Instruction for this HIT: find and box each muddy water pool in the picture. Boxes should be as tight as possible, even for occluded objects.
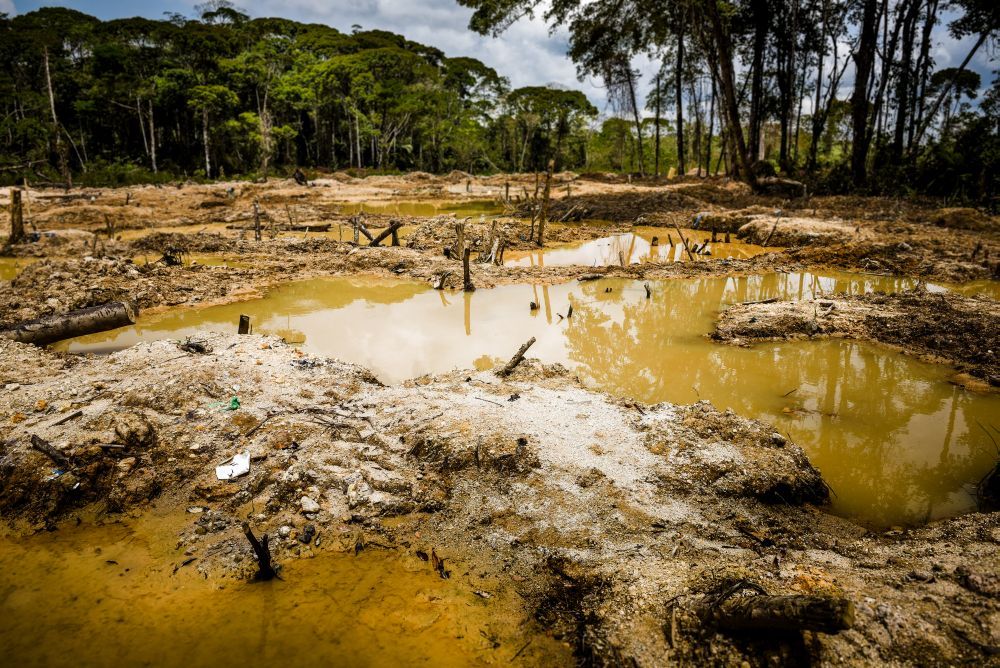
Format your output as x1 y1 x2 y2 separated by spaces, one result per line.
59 271 1000 527
506 226 775 266
0 511 569 667
0 257 39 281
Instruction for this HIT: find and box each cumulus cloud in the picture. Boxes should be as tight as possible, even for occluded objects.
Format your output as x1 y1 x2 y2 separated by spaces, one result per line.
1 0 17 16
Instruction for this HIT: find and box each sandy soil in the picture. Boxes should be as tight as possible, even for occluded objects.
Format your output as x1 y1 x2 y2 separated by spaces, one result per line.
0 335 997 665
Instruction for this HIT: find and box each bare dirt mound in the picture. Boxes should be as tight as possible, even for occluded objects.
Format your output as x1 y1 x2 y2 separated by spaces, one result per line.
714 289 1000 384
738 215 864 246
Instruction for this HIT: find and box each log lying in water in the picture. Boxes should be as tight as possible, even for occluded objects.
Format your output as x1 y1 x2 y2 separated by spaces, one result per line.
1 301 137 346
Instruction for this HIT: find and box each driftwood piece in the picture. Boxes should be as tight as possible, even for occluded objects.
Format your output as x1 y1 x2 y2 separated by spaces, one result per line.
712 594 854 634
369 221 403 247
242 522 277 581
578 273 604 282
31 434 71 468
497 337 536 377
238 315 251 334
1 301 136 347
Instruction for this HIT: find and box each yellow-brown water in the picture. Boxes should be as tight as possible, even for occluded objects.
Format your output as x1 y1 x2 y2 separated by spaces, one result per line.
506 227 775 266
60 272 1000 527
337 200 503 217
0 511 569 667
0 257 39 281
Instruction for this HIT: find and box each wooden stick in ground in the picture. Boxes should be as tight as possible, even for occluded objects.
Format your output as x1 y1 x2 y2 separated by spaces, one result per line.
238 314 251 334
390 225 400 246
537 159 554 245
454 220 466 258
462 247 474 292
761 213 782 247
369 221 403 247
711 594 854 634
497 337 536 377
252 200 262 242
1 301 137 347
30 434 71 468
672 223 695 260
241 522 277 581
9 188 25 244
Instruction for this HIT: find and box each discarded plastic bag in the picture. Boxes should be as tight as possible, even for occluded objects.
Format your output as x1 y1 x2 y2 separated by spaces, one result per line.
215 451 250 480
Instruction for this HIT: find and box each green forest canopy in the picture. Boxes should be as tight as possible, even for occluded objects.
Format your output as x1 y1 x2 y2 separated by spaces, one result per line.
2 1 999 203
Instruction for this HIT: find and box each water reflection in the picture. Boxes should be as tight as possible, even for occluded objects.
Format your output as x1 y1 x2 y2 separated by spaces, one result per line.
337 200 503 217
506 226 774 267
60 271 1000 527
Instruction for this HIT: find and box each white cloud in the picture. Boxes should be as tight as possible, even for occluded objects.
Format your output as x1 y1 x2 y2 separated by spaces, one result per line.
1 0 17 16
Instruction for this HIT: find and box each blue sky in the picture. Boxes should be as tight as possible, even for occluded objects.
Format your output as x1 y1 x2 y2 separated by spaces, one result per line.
6 0 997 115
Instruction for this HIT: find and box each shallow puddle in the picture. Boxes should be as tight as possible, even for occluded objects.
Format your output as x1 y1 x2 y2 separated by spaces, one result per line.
506 227 774 267
338 200 504 217
59 272 1000 527
0 512 568 667
0 257 39 281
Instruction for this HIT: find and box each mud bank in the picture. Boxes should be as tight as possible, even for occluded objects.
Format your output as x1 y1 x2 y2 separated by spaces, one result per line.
714 289 1000 386
1 334 998 665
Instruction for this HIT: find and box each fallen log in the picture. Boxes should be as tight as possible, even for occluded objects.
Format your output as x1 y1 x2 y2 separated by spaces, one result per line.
1 301 136 347
578 273 604 282
497 337 536 377
705 592 853 634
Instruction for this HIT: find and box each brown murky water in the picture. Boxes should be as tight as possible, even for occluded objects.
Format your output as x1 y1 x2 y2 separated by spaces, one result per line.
506 226 774 266
0 511 570 667
0 257 39 281
337 200 503 217
60 271 1000 528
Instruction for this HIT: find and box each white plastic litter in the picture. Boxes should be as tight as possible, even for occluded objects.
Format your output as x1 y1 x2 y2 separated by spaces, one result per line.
215 452 250 480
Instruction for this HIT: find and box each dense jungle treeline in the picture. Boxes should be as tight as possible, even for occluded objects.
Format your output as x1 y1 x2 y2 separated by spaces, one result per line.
1 2 999 204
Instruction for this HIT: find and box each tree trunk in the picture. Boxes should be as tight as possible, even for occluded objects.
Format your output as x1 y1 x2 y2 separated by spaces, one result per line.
2 301 137 347
9 188 25 245
43 47 71 187
625 64 645 176
202 108 211 178
705 78 716 176
148 99 157 173
748 0 768 162
537 159 553 245
654 71 662 178
850 0 879 185
705 0 757 188
675 20 686 176
892 0 921 160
